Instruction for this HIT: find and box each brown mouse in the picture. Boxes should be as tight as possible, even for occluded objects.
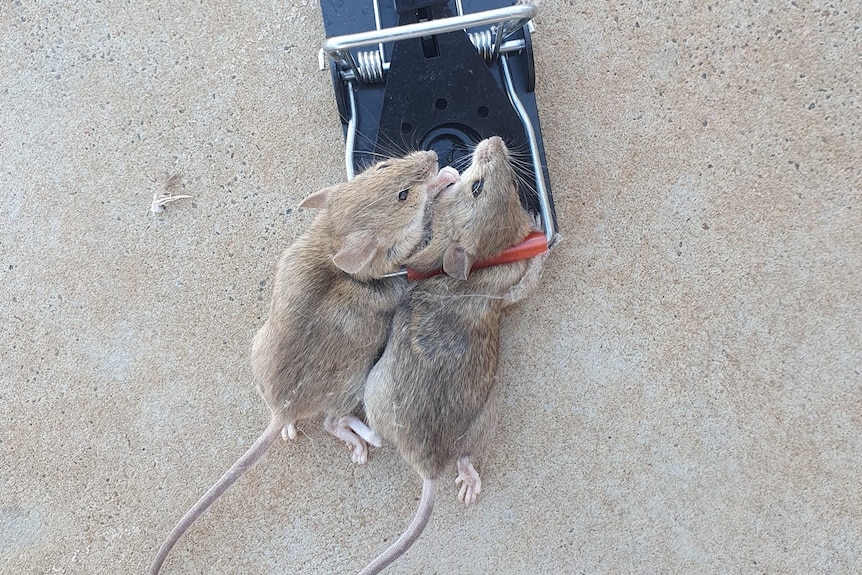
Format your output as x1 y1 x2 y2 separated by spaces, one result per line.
149 151 459 575
358 137 540 575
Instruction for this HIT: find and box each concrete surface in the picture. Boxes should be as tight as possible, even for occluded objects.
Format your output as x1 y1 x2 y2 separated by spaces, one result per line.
2 1 860 573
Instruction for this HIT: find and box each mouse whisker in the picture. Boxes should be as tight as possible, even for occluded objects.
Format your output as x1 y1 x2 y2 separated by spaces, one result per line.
449 155 472 172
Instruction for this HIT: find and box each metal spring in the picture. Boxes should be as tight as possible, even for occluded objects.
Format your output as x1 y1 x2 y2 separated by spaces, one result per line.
469 29 496 61
355 49 384 83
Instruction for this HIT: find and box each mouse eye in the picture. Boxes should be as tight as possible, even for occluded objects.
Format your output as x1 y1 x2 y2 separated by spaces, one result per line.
471 179 484 197
398 189 409 201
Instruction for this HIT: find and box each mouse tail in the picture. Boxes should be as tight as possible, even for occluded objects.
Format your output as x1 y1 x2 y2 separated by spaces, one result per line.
148 419 282 575
357 478 438 575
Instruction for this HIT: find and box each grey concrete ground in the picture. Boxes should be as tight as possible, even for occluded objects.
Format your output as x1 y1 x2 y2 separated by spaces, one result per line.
2 1 860 574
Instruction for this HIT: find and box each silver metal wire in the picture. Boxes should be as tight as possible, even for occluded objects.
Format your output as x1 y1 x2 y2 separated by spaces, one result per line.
355 50 385 83
469 29 495 61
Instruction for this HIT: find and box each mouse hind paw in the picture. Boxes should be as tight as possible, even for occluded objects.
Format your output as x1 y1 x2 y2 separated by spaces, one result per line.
324 416 370 465
339 414 382 448
455 455 482 506
281 423 298 441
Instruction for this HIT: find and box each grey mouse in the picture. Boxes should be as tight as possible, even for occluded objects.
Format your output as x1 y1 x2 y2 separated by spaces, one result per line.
149 151 459 575
359 137 541 575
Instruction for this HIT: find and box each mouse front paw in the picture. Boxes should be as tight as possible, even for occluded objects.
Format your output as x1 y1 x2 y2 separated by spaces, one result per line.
454 455 482 506
429 166 461 197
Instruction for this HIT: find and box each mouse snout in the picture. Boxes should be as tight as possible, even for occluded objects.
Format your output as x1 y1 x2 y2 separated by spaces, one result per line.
486 135 505 149
473 136 508 164
417 150 439 176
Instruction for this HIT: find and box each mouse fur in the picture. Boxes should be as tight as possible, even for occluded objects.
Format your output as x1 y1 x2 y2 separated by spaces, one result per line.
149 150 459 575
359 137 540 575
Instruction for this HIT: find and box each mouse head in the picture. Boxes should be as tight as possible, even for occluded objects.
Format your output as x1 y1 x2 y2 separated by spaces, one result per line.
407 136 534 280
299 150 456 280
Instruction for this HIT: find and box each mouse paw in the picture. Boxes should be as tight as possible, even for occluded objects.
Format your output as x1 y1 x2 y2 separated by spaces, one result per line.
455 456 482 506
281 423 298 441
323 416 369 465
504 249 550 306
438 165 461 184
429 166 461 197
339 414 383 448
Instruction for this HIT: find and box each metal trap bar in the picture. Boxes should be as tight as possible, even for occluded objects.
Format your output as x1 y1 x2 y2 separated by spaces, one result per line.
323 5 535 82
319 1 558 244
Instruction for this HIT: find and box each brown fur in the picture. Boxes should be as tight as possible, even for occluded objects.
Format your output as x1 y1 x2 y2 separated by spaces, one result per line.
150 150 459 575
252 149 458 439
359 137 537 575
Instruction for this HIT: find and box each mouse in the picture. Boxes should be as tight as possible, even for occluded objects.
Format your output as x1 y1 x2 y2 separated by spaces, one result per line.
358 136 542 575
149 150 460 575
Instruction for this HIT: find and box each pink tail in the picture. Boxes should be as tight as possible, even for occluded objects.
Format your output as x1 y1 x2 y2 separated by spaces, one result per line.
149 419 282 575
358 479 438 575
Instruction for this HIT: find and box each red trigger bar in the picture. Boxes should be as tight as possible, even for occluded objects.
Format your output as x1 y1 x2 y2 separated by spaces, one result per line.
382 231 548 281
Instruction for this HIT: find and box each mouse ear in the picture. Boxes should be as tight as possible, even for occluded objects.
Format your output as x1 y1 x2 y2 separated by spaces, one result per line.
443 242 472 281
332 232 379 274
299 186 336 209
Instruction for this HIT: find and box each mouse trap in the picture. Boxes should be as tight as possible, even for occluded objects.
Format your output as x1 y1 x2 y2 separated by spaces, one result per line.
318 0 559 262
